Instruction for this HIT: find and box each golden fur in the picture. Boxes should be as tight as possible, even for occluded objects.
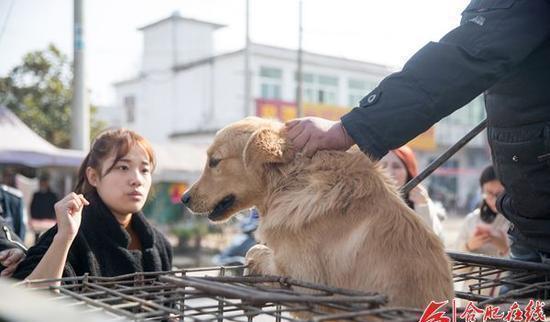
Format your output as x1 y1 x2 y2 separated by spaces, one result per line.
184 117 454 310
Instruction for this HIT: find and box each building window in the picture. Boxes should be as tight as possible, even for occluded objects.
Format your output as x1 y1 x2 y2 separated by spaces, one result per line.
259 67 282 100
298 73 339 105
348 78 376 107
124 95 136 123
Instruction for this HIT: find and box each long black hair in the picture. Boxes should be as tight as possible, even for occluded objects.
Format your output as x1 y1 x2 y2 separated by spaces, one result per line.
478 165 498 223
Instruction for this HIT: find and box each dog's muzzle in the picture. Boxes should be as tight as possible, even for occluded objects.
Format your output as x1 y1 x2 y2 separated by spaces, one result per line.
208 195 236 221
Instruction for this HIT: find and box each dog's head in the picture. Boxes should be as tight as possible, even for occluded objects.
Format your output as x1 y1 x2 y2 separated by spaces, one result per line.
182 117 293 222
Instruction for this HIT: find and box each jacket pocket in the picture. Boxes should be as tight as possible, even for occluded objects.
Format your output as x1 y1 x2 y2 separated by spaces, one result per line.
449 0 518 58
489 123 550 219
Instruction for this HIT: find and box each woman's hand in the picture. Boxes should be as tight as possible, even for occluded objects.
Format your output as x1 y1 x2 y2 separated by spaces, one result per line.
0 248 25 277
409 185 430 206
54 193 89 241
489 229 509 255
466 232 490 252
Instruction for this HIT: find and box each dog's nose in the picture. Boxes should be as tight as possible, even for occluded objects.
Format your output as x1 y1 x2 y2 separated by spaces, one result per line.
181 192 191 205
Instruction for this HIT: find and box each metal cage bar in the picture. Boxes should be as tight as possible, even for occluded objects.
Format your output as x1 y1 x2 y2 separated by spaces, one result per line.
19 253 550 321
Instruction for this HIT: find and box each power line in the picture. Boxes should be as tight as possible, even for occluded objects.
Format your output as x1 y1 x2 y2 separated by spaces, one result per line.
0 0 15 48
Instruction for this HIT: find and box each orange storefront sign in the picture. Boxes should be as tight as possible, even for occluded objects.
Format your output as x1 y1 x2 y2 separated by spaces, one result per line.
408 126 436 151
255 99 436 151
256 99 350 122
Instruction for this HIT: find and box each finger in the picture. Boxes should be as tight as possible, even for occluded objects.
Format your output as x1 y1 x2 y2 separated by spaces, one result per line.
0 250 8 261
67 192 79 202
67 199 83 215
70 198 82 210
292 130 311 152
3 251 16 266
78 195 90 206
286 122 305 141
12 251 24 263
1 266 15 277
284 119 300 129
477 233 488 239
303 140 319 158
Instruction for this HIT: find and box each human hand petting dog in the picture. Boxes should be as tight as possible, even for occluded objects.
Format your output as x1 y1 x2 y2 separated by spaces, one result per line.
0 248 25 277
285 117 355 157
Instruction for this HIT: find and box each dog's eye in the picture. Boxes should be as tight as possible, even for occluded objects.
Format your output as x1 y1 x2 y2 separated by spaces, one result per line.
209 158 221 168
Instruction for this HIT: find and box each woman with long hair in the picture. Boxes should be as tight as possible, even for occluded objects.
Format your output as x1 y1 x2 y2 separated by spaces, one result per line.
13 129 172 282
455 165 510 257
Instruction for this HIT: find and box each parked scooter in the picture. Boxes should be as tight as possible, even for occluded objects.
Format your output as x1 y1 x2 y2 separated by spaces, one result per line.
212 209 259 266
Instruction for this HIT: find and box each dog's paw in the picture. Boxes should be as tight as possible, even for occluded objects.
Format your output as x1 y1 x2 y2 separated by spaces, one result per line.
245 244 273 275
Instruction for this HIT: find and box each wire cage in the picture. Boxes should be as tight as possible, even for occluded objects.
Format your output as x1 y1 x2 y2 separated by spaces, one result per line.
449 251 550 313
19 252 550 322
22 266 421 322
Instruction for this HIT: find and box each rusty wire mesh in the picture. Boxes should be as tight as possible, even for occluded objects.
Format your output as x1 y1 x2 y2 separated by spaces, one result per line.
449 251 550 314
22 265 421 321
19 252 550 321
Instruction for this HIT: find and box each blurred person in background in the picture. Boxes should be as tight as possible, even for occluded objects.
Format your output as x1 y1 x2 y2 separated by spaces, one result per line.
379 145 445 239
454 165 510 297
29 173 58 242
455 165 510 257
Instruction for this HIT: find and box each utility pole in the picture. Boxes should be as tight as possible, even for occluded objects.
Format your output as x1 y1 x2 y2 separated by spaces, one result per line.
296 0 304 117
71 0 89 150
244 0 251 117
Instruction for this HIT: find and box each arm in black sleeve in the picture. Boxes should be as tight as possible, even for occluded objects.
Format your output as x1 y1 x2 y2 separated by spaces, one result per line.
11 226 76 280
341 0 550 159
0 216 25 251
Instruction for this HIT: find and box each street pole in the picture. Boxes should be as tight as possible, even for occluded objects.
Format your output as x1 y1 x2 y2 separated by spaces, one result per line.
71 0 89 150
244 0 251 117
296 0 304 117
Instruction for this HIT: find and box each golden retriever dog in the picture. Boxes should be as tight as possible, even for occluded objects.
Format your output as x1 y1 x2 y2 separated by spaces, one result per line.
182 117 453 311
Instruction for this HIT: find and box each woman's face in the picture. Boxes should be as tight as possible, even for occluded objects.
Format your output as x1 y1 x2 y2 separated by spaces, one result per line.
482 179 505 214
380 151 408 187
87 144 152 217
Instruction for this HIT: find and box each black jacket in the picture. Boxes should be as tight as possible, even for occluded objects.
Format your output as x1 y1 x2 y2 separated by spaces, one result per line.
0 216 25 251
13 191 172 279
0 185 25 240
0 216 26 274
341 0 550 251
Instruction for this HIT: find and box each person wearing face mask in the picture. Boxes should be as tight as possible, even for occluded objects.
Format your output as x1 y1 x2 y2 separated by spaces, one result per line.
379 145 445 239
455 165 510 257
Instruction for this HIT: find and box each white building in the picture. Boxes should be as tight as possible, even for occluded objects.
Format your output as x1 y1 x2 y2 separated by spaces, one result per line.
114 12 392 144
114 13 489 213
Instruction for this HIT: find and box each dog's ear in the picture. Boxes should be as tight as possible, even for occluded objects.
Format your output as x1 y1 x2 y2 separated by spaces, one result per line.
243 127 292 170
